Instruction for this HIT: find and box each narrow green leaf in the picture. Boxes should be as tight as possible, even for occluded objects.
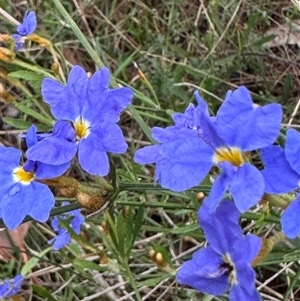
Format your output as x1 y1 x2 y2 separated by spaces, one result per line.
15 103 53 125
252 34 276 47
21 247 52 275
8 70 44 82
130 206 144 250
73 258 105 272
3 117 50 131
170 223 199 234
32 284 58 301
128 104 156 144
116 211 128 258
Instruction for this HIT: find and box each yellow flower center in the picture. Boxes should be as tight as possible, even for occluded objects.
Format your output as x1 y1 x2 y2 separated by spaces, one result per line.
213 147 244 167
74 117 90 140
13 166 35 184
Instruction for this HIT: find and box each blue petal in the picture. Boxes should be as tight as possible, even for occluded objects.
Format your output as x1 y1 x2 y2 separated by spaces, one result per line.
71 212 85 234
217 104 282 151
171 104 196 127
281 196 300 238
0 146 21 166
84 87 133 124
52 121 76 140
199 111 225 148
78 140 109 176
87 67 110 96
0 181 20 203
194 91 209 114
261 146 300 193
50 230 70 250
229 285 261 301
217 86 254 121
176 247 228 295
232 234 262 267
152 127 178 143
23 160 36 173
26 122 77 165
51 216 60 231
230 235 261 298
216 86 282 151
199 199 242 254
240 104 282 150
171 93 209 130
41 78 80 121
26 125 38 148
204 172 228 213
285 129 300 175
91 123 128 154
26 182 55 223
134 145 161 164
101 88 133 118
229 163 265 212
156 138 213 191
1 184 30 229
17 11 37 35
0 274 23 298
35 161 71 179
67 65 89 113
26 136 77 165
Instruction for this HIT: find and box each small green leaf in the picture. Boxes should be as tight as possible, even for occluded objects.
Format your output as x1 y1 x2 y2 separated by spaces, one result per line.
73 258 105 272
21 247 52 275
2 118 35 130
3 117 50 131
32 284 58 301
15 103 53 125
8 70 44 82
170 223 199 234
252 34 276 47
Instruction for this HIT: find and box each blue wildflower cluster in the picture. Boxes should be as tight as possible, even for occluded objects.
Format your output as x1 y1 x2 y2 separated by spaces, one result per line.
1 9 299 300
0 65 133 231
135 86 300 299
0 63 132 298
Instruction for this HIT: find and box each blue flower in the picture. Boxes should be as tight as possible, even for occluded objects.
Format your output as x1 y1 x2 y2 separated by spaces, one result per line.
261 128 300 194
26 66 133 176
281 194 300 238
135 86 282 212
12 11 37 51
0 135 56 229
0 274 23 298
260 129 300 238
135 91 213 191
49 202 85 250
176 200 261 301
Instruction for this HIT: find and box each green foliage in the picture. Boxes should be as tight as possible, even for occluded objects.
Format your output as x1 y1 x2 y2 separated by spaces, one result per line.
1 0 300 300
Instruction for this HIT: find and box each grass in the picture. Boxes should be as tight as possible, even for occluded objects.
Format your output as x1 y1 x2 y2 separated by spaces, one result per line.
0 0 300 300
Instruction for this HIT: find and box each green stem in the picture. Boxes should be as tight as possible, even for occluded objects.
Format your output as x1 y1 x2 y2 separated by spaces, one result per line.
123 261 142 301
118 182 211 192
116 200 195 210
